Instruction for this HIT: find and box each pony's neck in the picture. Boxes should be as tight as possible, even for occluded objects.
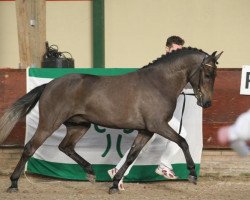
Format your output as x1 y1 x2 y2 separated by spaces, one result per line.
140 63 189 98
140 48 207 97
163 64 191 95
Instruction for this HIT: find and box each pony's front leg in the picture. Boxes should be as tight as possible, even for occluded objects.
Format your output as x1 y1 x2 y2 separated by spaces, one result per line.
109 130 152 194
157 124 197 184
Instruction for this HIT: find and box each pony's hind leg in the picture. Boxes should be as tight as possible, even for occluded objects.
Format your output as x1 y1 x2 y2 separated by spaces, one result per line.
109 130 152 194
58 123 95 183
7 128 53 193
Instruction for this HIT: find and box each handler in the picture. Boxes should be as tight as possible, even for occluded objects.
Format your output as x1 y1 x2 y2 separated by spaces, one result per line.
218 109 250 156
108 36 193 190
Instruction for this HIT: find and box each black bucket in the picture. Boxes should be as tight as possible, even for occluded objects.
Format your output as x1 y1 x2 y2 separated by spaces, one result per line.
42 57 74 68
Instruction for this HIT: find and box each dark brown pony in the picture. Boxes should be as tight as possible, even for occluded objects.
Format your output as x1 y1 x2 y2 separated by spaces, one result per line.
0 47 222 194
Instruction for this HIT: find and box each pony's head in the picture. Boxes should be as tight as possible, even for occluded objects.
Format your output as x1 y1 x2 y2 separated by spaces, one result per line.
189 51 223 108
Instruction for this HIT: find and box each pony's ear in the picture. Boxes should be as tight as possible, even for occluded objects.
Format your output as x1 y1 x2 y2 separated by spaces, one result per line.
214 51 223 61
211 51 217 57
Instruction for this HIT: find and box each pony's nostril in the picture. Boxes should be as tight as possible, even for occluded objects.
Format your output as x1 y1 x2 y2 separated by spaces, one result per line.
204 101 211 108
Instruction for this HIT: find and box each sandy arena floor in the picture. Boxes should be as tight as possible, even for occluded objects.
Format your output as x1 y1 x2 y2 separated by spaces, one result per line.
0 174 249 200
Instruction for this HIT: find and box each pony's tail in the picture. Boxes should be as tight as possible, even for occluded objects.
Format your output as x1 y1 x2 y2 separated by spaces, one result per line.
0 84 47 143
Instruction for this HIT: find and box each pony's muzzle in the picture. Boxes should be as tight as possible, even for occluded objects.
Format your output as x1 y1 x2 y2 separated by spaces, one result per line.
202 100 212 108
196 99 212 108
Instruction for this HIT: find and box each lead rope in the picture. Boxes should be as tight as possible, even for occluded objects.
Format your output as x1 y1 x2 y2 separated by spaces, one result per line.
24 170 62 186
178 92 195 135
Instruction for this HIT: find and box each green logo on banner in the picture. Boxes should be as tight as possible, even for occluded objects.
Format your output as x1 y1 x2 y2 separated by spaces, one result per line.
94 125 134 158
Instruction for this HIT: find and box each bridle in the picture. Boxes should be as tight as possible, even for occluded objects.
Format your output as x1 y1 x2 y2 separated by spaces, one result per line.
188 57 216 102
178 54 218 135
178 59 215 134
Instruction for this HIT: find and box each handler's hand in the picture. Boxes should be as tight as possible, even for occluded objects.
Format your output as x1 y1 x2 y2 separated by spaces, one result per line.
217 126 230 145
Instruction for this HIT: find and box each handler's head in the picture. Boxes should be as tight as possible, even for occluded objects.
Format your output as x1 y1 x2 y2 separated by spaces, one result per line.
166 36 185 53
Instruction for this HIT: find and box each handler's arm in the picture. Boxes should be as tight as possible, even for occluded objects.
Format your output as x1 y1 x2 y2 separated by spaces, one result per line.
228 110 250 141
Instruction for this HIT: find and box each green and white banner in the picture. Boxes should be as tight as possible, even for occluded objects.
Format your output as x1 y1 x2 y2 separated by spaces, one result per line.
25 68 202 182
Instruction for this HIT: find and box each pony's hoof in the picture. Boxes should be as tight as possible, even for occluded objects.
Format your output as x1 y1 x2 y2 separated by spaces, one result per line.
87 174 96 184
188 175 197 185
109 186 120 194
7 187 18 193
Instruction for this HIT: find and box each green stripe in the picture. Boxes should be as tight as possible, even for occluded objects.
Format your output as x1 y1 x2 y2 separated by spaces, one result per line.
27 157 200 182
28 68 138 79
92 0 105 68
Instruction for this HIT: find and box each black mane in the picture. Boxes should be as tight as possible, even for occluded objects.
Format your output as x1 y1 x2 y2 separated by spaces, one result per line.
142 47 208 69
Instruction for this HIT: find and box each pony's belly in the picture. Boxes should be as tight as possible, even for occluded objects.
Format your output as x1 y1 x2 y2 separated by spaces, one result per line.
85 112 144 130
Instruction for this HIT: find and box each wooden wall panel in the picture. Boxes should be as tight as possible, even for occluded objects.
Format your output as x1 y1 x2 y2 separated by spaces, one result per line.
0 69 26 146
203 69 249 148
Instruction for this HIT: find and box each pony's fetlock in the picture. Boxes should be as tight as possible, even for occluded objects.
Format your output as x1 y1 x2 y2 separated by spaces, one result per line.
109 186 120 194
87 173 96 184
188 175 197 185
7 187 18 193
7 179 18 193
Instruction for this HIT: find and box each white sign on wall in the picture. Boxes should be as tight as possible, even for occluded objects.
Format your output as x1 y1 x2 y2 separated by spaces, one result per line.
240 65 250 95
